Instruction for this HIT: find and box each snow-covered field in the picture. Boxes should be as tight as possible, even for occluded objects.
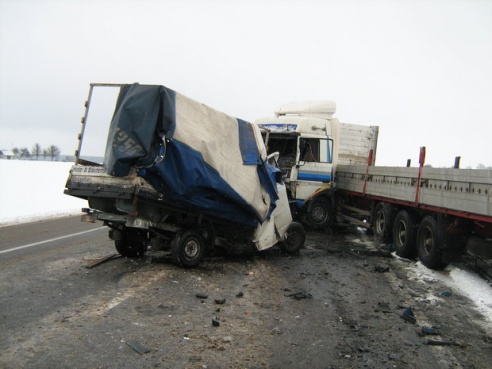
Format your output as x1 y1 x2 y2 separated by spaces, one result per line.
0 159 86 226
1 159 491 326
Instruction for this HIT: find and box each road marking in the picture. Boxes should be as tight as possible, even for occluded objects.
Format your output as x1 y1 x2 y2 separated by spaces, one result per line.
0 227 107 255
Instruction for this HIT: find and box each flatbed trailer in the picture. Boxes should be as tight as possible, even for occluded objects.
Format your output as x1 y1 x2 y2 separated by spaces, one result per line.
335 148 492 269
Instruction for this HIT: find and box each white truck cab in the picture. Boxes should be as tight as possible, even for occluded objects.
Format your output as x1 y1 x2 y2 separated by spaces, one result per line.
255 100 378 229
256 100 340 202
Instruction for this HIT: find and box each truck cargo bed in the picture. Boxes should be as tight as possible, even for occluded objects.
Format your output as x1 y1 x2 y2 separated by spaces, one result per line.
336 164 492 221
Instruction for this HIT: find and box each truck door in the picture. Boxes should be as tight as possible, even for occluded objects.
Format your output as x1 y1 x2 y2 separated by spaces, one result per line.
295 138 334 200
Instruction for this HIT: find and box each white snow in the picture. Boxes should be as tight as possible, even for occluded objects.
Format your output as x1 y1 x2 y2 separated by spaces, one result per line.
0 159 86 226
1 159 491 331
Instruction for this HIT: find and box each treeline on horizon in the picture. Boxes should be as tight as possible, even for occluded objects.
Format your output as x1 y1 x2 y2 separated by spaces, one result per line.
2 143 491 169
6 143 62 161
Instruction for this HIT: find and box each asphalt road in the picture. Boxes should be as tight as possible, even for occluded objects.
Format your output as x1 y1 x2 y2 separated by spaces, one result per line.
0 217 491 369
0 216 106 260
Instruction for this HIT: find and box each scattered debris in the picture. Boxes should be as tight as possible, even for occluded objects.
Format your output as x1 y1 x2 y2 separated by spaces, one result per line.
84 254 121 269
421 326 441 336
375 301 392 313
440 291 453 297
271 327 283 335
401 306 416 324
126 340 151 355
196 293 208 299
351 248 393 258
374 264 390 273
215 298 226 305
212 318 220 327
424 339 461 347
285 291 312 300
236 292 244 298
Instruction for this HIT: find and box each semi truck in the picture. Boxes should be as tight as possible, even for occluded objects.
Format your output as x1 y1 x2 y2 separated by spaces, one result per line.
256 100 492 269
64 83 305 268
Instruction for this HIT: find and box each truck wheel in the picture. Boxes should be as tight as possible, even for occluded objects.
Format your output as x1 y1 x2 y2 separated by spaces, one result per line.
417 216 448 269
114 229 147 258
171 230 205 268
305 198 334 229
392 210 418 258
280 222 306 254
372 202 394 242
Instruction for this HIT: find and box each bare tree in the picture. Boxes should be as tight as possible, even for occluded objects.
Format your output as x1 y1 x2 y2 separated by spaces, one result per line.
46 145 61 161
32 143 42 160
19 147 30 158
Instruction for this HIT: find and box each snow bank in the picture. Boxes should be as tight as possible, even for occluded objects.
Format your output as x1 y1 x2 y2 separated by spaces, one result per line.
0 160 86 226
409 262 492 328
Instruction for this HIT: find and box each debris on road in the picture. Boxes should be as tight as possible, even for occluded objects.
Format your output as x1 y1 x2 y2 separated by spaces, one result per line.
374 264 390 273
424 339 461 347
84 254 121 269
126 340 151 355
401 306 416 324
285 291 312 300
421 326 441 336
196 293 208 299
215 298 226 305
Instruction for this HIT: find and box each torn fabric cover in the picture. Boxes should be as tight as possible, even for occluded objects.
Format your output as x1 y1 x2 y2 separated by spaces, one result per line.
103 83 279 227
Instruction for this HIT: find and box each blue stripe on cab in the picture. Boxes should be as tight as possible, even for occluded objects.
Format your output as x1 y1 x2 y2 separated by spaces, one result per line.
298 172 332 182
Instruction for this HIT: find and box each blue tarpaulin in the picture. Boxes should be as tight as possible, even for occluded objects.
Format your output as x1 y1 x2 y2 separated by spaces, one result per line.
104 83 279 227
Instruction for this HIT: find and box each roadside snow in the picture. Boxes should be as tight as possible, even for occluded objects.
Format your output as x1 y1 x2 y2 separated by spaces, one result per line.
408 261 492 327
0 159 86 226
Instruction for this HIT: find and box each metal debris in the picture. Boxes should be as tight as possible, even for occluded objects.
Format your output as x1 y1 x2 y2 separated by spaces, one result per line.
285 291 312 300
126 340 151 355
85 254 121 269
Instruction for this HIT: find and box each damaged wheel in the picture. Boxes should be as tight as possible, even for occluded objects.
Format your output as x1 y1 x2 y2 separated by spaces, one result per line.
172 230 205 268
280 222 306 254
113 228 148 258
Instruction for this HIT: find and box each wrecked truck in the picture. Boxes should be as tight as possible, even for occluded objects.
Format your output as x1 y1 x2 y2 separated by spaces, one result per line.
64 83 305 267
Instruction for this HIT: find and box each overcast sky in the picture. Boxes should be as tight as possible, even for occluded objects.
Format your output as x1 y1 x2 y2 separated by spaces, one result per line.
1 0 491 168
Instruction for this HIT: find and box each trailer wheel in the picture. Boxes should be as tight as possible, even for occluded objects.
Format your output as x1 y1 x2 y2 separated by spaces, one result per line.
114 228 147 258
372 202 394 242
280 222 306 254
304 198 334 229
392 210 418 258
417 216 447 270
171 230 205 268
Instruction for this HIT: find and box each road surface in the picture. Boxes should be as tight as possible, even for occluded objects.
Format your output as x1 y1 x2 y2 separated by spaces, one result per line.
0 217 491 368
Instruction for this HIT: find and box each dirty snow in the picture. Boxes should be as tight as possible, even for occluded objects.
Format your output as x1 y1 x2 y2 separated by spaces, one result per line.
407 261 492 327
1 159 491 328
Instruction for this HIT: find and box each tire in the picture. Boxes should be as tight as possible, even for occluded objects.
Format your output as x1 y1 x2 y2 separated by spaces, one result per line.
392 210 418 258
372 202 395 242
417 216 448 269
171 230 205 268
304 198 334 229
114 228 147 258
280 222 306 254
